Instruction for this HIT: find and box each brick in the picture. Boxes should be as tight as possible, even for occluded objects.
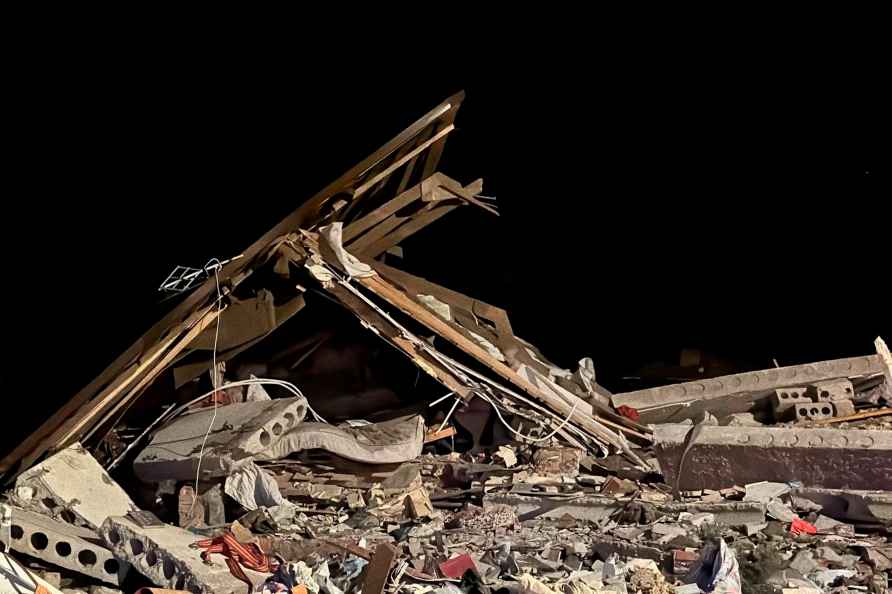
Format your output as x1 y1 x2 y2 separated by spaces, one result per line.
6 507 129 586
654 425 892 490
806 379 854 402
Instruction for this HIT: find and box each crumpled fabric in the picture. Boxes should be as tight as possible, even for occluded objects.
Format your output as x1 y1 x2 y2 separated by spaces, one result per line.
689 539 741 594
192 529 277 594
318 222 374 278
225 461 295 511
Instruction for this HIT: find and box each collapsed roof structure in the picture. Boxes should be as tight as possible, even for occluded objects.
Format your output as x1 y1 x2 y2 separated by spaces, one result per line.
0 91 649 484
2 93 890 594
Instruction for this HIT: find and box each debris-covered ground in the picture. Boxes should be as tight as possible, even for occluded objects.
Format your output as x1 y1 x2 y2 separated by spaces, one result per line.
2 93 890 594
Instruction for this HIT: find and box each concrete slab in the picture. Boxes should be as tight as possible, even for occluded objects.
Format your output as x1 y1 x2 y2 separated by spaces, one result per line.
134 397 308 482
484 494 765 526
612 355 882 424
654 424 892 490
6 507 129 586
14 443 139 531
792 488 892 525
100 516 269 594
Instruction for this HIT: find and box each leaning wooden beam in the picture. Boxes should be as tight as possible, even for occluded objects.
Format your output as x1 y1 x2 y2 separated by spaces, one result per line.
59 305 223 450
342 185 423 243
361 202 461 258
0 93 466 480
280 242 471 400
352 124 454 198
352 273 647 453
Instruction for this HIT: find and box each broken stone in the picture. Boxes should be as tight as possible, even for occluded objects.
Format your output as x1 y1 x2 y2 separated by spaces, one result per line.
767 499 798 523
531 447 582 478
405 487 435 519
744 481 791 503
743 522 768 536
380 464 423 494
14 443 138 531
601 477 637 497
725 413 764 427
672 549 698 574
346 491 365 509
493 446 517 468
788 550 818 575
100 516 269 593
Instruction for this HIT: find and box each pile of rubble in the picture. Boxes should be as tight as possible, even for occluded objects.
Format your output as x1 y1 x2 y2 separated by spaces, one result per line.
2 93 889 594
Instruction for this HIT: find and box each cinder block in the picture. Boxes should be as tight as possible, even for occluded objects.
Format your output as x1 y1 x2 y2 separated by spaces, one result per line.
807 379 854 402
14 443 139 531
100 516 268 594
772 387 812 417
795 403 834 421
5 507 129 586
832 400 856 417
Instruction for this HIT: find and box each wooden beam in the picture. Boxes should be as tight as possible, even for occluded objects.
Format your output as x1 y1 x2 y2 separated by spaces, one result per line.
352 124 454 198
342 185 423 243
0 92 466 480
353 274 641 448
361 202 459 258
56 305 222 450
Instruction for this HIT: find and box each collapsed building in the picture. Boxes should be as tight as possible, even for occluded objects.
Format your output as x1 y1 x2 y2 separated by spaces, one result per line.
1 92 890 594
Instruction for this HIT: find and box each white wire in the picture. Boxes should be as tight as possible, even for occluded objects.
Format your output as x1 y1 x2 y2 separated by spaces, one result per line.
191 262 223 514
478 391 578 443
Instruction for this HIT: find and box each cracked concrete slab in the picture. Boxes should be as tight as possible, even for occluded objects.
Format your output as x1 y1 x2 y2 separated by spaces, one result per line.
6 507 129 586
134 397 308 482
100 516 269 594
654 424 892 490
14 443 138 531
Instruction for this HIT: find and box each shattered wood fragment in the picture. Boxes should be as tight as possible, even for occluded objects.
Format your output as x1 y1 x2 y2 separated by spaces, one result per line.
362 543 399 594
425 426 457 443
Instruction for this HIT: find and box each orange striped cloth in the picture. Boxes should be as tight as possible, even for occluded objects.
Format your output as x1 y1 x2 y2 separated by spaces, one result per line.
193 530 277 594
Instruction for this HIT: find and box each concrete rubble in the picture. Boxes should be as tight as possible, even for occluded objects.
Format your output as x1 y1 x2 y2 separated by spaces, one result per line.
1 94 890 593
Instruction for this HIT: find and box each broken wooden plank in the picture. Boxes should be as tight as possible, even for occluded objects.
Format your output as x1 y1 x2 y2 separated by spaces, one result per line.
352 273 643 452
425 426 457 443
361 202 460 258
342 185 423 243
362 543 399 594
813 407 892 425
353 125 455 198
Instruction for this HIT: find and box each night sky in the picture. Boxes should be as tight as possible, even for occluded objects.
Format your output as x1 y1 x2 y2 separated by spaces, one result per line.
6 46 886 459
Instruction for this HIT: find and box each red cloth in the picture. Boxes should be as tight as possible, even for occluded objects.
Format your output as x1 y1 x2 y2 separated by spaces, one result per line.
616 405 640 422
193 530 277 594
790 517 817 535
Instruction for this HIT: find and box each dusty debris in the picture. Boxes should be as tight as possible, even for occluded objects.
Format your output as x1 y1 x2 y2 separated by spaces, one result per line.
0 93 888 594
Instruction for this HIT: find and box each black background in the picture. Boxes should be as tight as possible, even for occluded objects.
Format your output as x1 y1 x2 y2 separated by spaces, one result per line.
5 40 887 458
